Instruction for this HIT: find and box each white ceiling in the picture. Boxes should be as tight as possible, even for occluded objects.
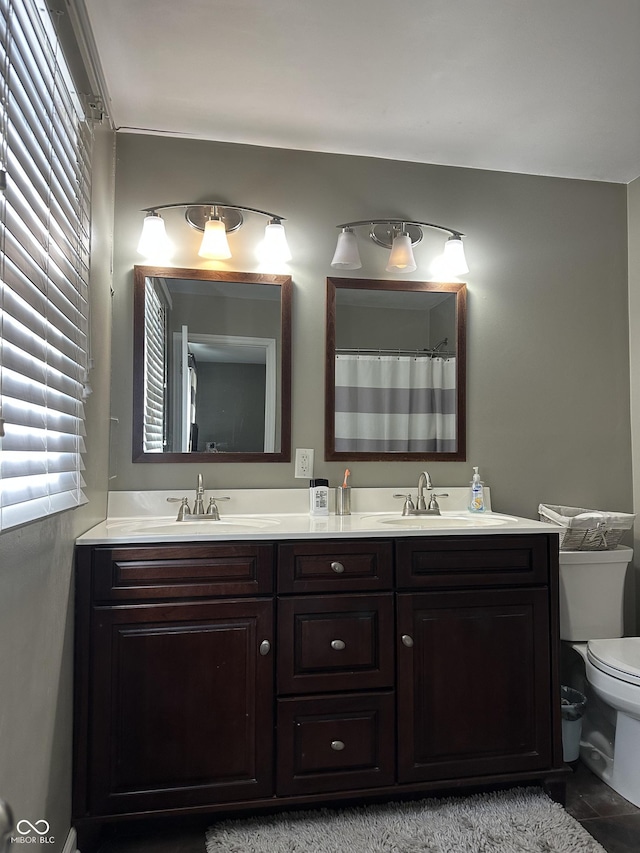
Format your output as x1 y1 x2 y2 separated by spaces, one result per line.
83 0 640 184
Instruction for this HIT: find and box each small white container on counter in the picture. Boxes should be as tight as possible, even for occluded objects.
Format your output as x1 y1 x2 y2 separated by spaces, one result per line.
309 478 329 516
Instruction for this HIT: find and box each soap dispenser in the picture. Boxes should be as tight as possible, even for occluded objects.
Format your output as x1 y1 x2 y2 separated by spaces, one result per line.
468 467 485 513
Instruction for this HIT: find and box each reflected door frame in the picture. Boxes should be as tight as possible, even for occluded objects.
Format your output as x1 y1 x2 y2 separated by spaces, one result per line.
171 331 277 453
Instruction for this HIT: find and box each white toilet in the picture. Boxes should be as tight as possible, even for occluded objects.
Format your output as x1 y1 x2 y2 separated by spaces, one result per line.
559 545 640 805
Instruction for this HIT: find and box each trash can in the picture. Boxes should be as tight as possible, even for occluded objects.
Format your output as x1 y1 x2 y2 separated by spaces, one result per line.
561 685 587 762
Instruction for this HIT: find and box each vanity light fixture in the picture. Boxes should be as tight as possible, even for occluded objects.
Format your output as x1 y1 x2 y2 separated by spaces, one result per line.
136 202 291 264
330 219 469 277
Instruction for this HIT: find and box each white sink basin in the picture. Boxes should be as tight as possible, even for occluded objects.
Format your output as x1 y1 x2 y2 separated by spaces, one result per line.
361 512 519 529
380 515 477 528
108 516 281 536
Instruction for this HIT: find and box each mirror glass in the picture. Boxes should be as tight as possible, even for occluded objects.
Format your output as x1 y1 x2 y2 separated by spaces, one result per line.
133 266 291 462
325 277 466 461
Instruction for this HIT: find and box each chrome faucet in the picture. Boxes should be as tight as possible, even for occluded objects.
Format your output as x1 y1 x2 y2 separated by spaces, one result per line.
193 473 206 515
416 471 433 511
192 474 231 520
393 471 449 516
166 474 230 521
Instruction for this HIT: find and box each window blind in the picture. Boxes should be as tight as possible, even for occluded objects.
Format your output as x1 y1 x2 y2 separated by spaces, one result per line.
0 0 92 531
143 278 166 452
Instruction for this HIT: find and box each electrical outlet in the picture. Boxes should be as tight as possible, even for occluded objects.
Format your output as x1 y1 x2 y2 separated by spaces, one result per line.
294 448 314 479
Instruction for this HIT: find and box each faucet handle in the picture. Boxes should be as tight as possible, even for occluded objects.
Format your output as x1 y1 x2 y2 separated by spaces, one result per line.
205 496 230 513
166 496 191 521
427 492 449 511
167 496 191 508
394 493 415 516
205 496 230 519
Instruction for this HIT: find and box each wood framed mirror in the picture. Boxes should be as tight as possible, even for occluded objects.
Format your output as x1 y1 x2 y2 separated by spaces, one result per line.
133 266 291 462
325 277 466 462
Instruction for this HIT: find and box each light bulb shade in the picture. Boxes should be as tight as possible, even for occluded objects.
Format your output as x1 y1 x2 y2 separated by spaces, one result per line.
137 213 172 259
198 217 232 259
442 235 469 276
386 232 417 273
331 228 362 269
259 220 292 264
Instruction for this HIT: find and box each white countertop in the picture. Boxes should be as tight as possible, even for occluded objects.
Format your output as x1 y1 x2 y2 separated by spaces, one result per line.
76 488 560 545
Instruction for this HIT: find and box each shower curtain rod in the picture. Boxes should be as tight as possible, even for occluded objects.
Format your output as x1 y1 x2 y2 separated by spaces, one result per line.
336 347 455 358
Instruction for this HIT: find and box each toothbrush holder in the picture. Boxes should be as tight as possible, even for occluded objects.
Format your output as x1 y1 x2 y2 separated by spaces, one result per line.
336 486 351 516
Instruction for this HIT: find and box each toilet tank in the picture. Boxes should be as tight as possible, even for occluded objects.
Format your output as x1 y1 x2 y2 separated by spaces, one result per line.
559 546 633 641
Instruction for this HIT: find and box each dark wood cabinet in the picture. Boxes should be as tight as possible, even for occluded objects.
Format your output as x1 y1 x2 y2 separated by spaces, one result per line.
273 540 397 798
88 599 274 814
397 588 551 783
395 535 559 785
73 543 275 824
74 532 564 847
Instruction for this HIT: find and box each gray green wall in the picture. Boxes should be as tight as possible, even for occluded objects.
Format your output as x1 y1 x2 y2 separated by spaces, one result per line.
0 124 634 852
0 125 115 850
111 133 632 522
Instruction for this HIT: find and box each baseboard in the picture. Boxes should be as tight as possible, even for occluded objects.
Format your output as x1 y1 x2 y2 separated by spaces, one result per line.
61 827 77 853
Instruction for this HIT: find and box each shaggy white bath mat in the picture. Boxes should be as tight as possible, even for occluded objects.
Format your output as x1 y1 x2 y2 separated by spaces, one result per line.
206 787 606 853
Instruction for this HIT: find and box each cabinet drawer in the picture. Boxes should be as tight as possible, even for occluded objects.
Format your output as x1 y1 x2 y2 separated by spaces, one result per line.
278 594 394 694
396 535 550 589
278 540 393 593
91 544 274 600
277 693 395 795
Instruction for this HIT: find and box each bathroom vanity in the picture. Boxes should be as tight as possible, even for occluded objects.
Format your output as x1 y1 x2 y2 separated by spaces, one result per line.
72 495 566 847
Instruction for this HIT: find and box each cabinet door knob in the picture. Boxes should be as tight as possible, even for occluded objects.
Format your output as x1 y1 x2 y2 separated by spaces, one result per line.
259 640 271 656
330 561 345 573
330 639 346 650
331 740 345 751
401 634 414 648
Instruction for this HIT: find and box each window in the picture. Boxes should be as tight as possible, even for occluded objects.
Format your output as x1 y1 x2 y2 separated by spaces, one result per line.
143 276 167 452
0 0 92 531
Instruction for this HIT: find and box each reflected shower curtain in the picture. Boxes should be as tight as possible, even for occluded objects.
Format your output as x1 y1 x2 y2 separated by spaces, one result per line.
334 355 456 452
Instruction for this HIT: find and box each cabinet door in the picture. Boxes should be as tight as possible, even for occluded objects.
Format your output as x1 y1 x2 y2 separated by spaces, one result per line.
88 599 273 814
397 588 552 783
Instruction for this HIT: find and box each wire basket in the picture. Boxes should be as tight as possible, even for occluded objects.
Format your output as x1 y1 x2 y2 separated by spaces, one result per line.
538 504 635 551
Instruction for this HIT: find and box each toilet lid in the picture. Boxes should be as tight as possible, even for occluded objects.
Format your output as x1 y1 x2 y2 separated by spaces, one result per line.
587 638 640 686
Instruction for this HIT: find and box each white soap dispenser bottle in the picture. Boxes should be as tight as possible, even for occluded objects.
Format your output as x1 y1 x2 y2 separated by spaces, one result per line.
468 466 485 513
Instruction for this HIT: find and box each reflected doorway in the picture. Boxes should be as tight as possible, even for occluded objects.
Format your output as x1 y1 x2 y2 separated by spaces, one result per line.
171 329 277 453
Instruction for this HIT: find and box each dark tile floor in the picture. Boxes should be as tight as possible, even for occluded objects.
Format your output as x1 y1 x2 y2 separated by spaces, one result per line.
565 761 640 852
97 762 640 853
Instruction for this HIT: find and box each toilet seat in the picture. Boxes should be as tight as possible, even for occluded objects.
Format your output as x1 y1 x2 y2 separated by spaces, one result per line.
587 638 640 687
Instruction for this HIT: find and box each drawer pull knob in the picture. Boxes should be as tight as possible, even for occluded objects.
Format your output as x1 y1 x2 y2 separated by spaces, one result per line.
331 740 345 751
259 640 271 656
330 639 346 651
330 561 345 574
402 634 414 648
